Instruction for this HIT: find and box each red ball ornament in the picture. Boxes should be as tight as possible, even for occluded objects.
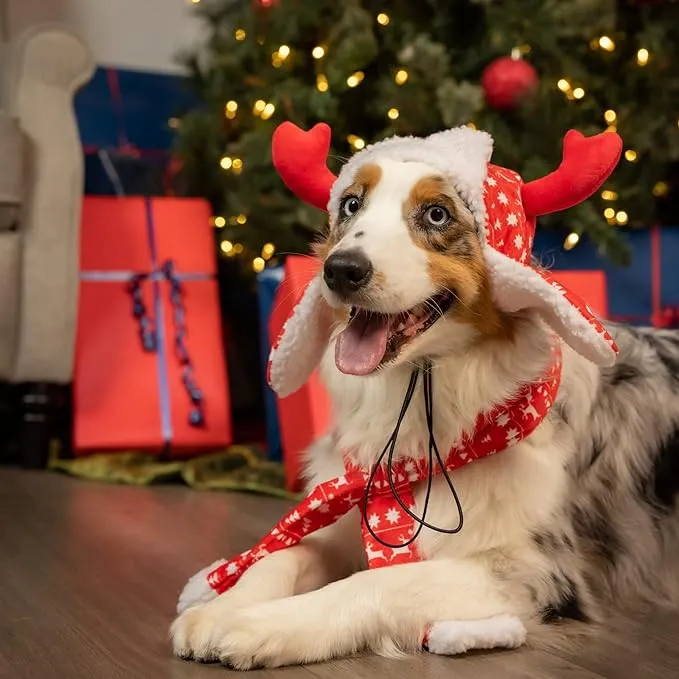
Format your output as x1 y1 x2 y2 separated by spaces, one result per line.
481 57 539 111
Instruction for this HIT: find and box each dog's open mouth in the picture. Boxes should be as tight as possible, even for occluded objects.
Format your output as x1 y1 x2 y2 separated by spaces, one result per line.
335 291 455 376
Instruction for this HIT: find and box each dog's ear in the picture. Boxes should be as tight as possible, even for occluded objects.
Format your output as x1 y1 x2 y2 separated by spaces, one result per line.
267 275 335 397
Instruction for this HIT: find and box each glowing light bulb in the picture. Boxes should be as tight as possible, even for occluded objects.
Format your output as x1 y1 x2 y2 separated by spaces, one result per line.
168 117 180 129
233 244 244 254
604 208 616 220
262 243 275 259
235 214 247 224
387 107 399 120
563 233 580 251
253 257 265 273
221 240 234 254
557 79 571 92
395 69 409 85
637 48 649 66
316 74 329 92
598 36 615 51
601 190 618 201
625 149 638 162
214 216 226 228
278 45 290 59
653 181 669 197
260 103 276 120
220 156 233 170
377 13 390 25
573 87 585 100
347 71 365 88
347 135 365 150
604 109 616 123
232 158 243 171
235 29 246 41
615 211 628 225
225 100 238 120
271 53 283 68
312 46 325 59
253 99 266 115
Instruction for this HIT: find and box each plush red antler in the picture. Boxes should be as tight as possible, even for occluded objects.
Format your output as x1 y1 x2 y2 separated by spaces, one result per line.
521 130 623 217
272 122 337 211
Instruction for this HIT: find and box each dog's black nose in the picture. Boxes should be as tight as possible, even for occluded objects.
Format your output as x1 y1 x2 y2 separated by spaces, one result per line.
324 249 373 296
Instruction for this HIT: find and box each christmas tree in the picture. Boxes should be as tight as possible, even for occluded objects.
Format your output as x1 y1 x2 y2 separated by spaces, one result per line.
176 0 679 271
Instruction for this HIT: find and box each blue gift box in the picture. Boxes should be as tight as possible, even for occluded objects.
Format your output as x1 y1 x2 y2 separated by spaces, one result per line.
533 227 679 325
257 265 285 462
75 67 196 196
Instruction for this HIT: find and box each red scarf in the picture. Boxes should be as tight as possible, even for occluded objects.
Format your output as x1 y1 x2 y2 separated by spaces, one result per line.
206 353 562 594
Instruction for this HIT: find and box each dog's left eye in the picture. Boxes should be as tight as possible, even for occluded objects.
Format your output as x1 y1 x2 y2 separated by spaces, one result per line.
424 206 450 227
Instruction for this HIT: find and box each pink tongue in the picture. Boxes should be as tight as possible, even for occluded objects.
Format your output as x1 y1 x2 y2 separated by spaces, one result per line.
335 313 390 376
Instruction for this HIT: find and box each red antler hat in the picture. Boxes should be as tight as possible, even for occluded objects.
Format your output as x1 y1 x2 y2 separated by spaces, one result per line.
268 122 622 397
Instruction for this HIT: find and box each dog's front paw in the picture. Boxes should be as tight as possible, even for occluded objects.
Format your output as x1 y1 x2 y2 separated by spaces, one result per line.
171 594 242 662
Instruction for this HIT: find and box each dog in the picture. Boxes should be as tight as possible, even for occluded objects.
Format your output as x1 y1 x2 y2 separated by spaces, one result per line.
171 123 679 669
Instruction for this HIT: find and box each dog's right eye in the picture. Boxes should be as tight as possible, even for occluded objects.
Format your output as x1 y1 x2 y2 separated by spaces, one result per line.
341 196 361 218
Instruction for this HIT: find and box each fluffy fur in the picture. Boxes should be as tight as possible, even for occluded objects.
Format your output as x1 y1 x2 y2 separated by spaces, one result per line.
171 153 679 670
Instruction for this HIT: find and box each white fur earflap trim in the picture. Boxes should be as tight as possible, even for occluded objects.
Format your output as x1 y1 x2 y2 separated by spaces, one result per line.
485 249 617 366
329 126 492 233
268 275 335 397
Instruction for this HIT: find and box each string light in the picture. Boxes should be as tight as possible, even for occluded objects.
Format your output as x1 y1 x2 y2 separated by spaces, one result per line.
221 240 234 254
190 0 201 4
601 190 618 201
347 71 365 87
604 109 616 124
615 211 628 225
564 232 580 250
214 216 226 228
278 45 290 59
220 156 233 170
377 13 390 26
604 208 616 220
168 117 180 129
637 48 649 66
607 125 617 133
395 69 409 85
625 149 638 162
347 134 365 150
253 257 266 273
598 36 615 51
253 99 266 115
653 181 669 197
387 107 399 120
557 79 571 92
236 213 247 224
262 243 275 259
231 158 243 175
312 46 325 59
316 74 329 92
225 100 238 119
235 29 246 41
260 103 276 120
233 244 244 254
272 52 283 68
573 87 585 100
467 122 477 130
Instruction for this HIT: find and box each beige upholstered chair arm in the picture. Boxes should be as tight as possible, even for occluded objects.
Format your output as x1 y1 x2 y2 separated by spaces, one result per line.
5 24 94 383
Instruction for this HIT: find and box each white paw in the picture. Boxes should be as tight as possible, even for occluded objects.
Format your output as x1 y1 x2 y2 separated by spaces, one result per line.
172 597 326 669
426 614 527 656
176 559 226 615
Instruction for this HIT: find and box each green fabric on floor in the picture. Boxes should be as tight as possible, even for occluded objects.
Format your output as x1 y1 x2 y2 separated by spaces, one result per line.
48 443 300 500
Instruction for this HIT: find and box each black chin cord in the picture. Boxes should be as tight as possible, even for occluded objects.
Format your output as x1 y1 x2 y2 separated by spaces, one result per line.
361 363 464 550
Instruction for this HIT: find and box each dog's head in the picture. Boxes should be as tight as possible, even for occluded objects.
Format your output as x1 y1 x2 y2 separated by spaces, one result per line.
268 123 622 397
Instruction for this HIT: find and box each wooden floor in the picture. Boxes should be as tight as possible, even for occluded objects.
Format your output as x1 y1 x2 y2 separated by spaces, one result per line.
2 470 679 679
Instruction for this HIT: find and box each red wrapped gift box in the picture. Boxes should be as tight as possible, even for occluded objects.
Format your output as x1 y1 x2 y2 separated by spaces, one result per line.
74 197 232 456
269 256 332 491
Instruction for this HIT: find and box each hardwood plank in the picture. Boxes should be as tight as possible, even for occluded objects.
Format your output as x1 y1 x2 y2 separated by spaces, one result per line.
1 469 679 679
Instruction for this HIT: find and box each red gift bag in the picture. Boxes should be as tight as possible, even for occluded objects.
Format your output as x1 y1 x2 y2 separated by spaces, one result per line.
74 196 232 456
269 256 332 491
